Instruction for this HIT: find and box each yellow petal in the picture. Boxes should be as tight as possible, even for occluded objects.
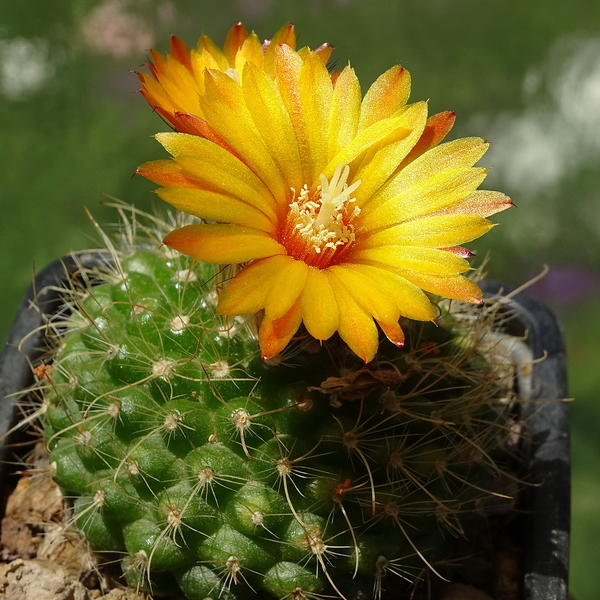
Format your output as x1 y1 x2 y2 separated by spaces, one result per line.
235 32 264 71
362 137 490 217
259 300 303 360
352 246 471 276
137 159 198 188
196 34 229 71
327 65 361 164
358 215 494 250
263 23 296 76
326 272 379 363
223 23 249 65
352 101 428 206
275 46 335 185
217 256 291 315
297 52 333 183
242 62 303 202
274 45 310 183
339 264 436 321
199 70 288 201
163 224 285 263
301 267 339 341
359 167 488 230
323 114 418 182
264 259 309 320
429 190 513 218
138 73 177 114
155 132 277 217
329 265 399 324
393 270 483 304
405 136 489 177
148 52 199 115
399 110 456 169
156 187 276 234
359 65 411 130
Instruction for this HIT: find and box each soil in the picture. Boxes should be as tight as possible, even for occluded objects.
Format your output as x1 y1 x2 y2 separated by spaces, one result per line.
0 443 147 600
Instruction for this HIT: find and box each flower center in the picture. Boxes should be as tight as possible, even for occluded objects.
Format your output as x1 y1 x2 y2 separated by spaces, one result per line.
282 164 361 268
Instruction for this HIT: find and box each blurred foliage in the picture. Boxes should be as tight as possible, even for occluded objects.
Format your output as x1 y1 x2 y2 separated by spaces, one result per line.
1 1 599 598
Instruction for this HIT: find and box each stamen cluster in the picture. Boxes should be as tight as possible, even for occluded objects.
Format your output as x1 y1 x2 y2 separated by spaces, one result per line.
283 165 361 268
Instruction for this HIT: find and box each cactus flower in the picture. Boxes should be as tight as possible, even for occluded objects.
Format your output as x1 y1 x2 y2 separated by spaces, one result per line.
138 36 512 363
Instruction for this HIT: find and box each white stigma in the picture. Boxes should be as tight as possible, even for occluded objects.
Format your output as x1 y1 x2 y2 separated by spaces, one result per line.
315 164 361 228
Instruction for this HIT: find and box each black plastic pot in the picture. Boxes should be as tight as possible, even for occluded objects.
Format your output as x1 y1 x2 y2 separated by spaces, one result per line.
479 281 570 600
0 259 569 600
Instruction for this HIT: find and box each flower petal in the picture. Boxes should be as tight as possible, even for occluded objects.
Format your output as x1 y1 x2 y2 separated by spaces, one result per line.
154 132 277 216
242 61 303 203
264 259 309 320
263 23 296 76
323 114 419 182
217 256 291 315
429 190 514 218
360 136 489 218
393 270 483 304
399 110 456 169
259 299 303 360
327 65 362 163
358 65 411 131
358 215 494 250
163 224 285 263
170 113 237 152
352 101 428 205
276 47 333 185
169 35 193 69
199 70 289 201
137 159 199 188
401 136 490 179
156 187 276 233
329 265 399 324
352 246 471 276
223 23 249 65
377 320 405 348
193 35 228 74
301 267 339 340
145 50 199 115
326 272 379 363
274 45 311 184
338 264 436 321
359 167 488 230
298 53 333 182
235 32 264 72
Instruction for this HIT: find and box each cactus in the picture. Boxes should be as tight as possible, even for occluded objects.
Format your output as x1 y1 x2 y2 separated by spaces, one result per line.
30 204 518 600
21 22 520 600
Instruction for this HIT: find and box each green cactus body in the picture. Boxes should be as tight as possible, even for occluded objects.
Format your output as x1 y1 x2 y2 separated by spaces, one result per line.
41 226 514 600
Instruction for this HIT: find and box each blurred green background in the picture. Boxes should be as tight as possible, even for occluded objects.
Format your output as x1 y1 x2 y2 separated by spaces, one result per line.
1 0 598 597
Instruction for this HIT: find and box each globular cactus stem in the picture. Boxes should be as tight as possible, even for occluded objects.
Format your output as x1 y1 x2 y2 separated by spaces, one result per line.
22 204 521 600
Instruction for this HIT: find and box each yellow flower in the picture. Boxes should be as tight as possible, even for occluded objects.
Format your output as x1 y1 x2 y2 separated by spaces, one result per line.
136 22 333 137
138 42 512 363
